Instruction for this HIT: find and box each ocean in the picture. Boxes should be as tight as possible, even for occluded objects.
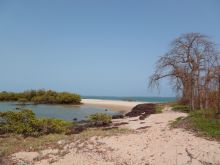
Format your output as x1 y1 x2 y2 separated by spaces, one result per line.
82 96 176 103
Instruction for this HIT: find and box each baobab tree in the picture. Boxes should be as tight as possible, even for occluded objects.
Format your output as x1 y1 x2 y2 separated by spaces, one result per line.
149 33 220 111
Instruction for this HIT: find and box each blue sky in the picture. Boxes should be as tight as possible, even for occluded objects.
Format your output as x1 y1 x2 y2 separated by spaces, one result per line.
0 0 220 96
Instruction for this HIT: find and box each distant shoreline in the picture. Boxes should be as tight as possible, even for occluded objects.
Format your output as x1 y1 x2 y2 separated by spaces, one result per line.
81 99 149 113
82 96 176 103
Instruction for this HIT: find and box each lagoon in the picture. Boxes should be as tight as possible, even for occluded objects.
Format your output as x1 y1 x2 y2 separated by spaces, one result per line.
0 102 119 121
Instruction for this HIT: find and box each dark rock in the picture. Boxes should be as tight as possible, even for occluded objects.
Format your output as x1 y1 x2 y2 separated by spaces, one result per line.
73 118 78 121
102 127 119 130
125 103 156 118
113 122 129 126
129 119 138 121
112 114 124 119
68 125 86 134
105 109 108 111
67 120 112 135
95 121 105 127
139 114 149 120
94 121 111 127
136 126 151 130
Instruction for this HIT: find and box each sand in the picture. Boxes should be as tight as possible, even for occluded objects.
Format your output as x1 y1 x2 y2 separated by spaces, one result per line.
82 99 147 113
10 103 220 165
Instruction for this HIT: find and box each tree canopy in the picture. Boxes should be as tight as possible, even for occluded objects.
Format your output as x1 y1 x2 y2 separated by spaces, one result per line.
149 33 220 112
0 90 81 104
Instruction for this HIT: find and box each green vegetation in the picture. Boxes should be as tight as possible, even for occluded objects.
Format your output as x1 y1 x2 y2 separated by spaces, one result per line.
0 109 72 137
170 116 184 127
155 104 164 113
88 113 112 124
0 90 81 104
170 102 220 140
171 104 189 113
171 110 220 140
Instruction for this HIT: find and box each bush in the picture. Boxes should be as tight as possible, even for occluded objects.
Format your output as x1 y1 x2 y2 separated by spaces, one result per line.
37 118 72 135
0 109 72 137
55 92 81 104
0 90 81 104
18 98 28 104
88 113 112 124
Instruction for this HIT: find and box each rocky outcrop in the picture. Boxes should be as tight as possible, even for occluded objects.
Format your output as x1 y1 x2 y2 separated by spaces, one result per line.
112 114 124 119
68 121 112 134
125 103 156 120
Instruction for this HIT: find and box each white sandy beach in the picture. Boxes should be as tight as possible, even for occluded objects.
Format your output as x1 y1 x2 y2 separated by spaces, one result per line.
10 102 220 165
82 99 147 113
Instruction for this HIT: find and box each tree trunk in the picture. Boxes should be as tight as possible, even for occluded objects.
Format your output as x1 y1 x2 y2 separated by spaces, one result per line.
218 75 220 114
204 83 209 109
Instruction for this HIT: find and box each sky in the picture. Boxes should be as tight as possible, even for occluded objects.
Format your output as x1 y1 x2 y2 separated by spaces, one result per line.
0 0 220 97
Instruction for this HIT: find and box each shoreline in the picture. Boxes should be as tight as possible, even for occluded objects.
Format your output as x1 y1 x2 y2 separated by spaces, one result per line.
81 99 148 113
10 107 220 164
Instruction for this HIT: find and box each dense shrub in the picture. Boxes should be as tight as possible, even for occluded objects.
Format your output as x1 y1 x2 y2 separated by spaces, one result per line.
37 118 71 135
0 109 72 136
88 113 112 124
0 90 81 104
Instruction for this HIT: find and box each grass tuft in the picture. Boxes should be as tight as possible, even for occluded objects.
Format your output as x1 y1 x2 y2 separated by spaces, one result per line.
155 104 164 113
171 104 189 113
171 110 220 140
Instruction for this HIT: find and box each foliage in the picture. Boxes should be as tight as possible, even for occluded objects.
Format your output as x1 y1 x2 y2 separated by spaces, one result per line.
171 110 220 140
0 109 72 137
88 113 112 124
171 104 189 113
0 90 81 104
18 98 29 104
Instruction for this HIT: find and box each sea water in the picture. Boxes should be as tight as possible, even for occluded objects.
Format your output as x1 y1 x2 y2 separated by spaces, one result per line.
82 96 176 103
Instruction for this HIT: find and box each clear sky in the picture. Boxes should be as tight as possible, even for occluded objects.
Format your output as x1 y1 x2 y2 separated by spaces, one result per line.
0 0 220 97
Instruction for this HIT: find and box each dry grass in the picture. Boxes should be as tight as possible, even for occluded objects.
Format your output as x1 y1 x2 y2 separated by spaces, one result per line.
0 127 132 158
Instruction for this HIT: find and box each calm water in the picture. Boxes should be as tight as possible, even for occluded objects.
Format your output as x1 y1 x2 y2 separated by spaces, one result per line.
83 96 176 103
0 102 119 121
0 97 175 121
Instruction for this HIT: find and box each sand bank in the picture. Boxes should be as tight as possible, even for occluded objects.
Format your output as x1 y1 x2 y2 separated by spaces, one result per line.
82 99 147 113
